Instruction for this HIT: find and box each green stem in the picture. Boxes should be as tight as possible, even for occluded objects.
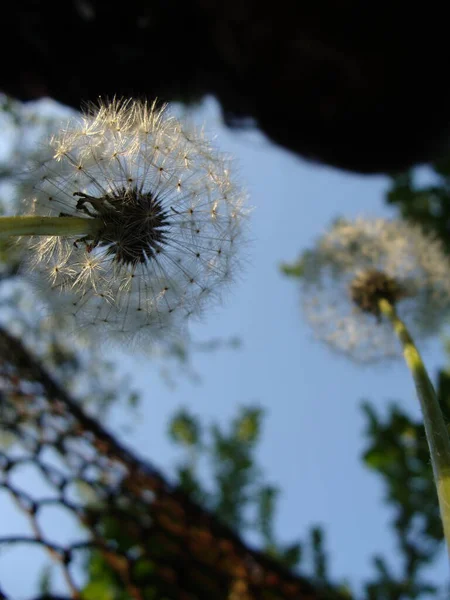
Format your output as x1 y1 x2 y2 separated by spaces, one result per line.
0 216 102 238
379 297 450 557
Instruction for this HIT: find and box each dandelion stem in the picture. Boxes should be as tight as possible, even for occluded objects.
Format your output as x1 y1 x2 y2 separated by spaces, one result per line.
0 216 102 239
379 297 450 556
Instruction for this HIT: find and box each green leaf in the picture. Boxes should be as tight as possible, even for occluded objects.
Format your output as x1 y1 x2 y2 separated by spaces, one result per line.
280 260 305 278
168 409 201 447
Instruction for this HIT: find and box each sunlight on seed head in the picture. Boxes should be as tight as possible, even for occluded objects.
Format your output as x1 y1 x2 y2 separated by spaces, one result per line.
20 98 249 348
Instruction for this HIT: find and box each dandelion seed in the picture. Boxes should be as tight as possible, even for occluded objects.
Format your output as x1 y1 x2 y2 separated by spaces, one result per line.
286 216 450 553
17 99 248 345
294 217 450 362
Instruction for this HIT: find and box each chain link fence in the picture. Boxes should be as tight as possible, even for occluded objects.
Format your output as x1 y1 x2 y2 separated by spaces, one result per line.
0 327 330 600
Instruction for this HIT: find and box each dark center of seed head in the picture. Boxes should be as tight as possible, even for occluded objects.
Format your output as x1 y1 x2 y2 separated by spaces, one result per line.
349 269 407 317
74 187 170 266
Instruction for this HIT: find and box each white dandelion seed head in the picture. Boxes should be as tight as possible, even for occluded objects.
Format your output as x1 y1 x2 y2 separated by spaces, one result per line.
299 217 450 362
20 98 249 347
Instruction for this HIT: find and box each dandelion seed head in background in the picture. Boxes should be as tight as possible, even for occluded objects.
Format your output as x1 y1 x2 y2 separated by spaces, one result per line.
298 218 450 362
20 99 248 347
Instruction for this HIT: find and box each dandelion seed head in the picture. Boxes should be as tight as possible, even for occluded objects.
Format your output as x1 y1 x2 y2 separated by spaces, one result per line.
299 217 450 362
21 99 248 346
349 269 408 317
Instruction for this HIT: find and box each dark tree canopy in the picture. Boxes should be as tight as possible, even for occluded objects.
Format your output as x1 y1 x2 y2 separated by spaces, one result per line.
2 1 450 174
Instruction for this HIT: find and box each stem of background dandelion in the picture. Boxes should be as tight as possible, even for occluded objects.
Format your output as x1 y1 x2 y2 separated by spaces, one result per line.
0 216 102 238
379 297 450 558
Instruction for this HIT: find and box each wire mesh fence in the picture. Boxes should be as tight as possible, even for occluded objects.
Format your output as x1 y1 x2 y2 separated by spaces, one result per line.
0 327 329 600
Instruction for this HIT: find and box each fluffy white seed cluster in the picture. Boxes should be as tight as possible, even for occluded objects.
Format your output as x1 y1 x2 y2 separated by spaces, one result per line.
299 217 450 362
21 99 247 345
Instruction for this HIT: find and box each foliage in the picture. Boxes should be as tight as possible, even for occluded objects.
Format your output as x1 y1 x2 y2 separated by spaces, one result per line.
386 159 450 255
169 406 304 569
361 402 446 599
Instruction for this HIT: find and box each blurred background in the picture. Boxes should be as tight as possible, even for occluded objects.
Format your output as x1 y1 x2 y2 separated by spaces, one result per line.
0 92 449 600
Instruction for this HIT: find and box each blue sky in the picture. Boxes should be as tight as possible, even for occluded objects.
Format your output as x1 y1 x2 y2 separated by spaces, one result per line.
0 96 448 596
